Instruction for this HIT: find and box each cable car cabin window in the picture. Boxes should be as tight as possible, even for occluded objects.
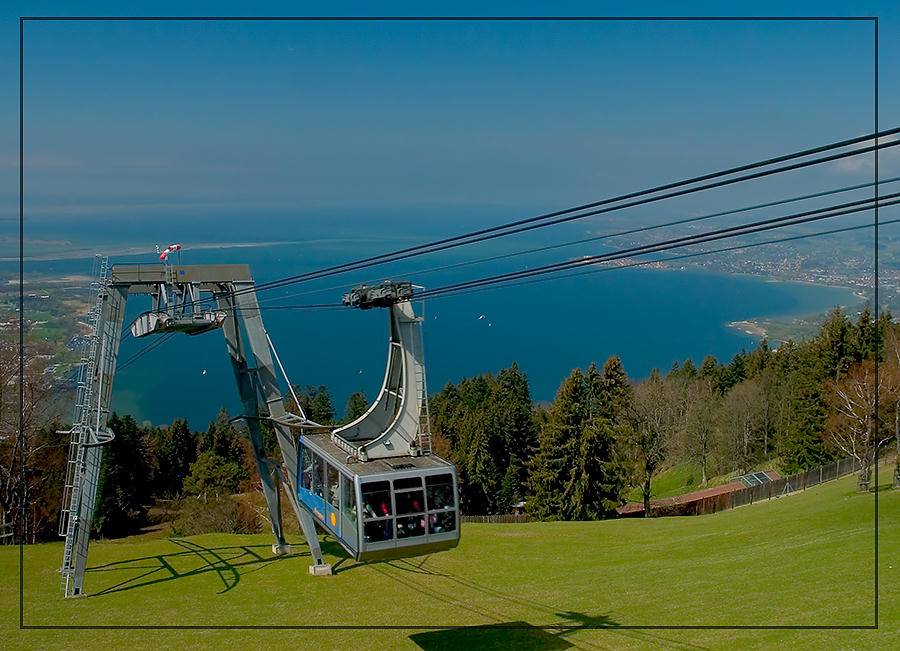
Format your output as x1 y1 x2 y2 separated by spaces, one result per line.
397 515 426 538
362 481 392 517
393 477 422 491
394 479 424 516
426 474 456 534
425 474 454 511
312 454 325 499
428 511 456 534
300 447 315 491
341 474 357 524
393 476 425 539
361 480 393 542
327 464 340 509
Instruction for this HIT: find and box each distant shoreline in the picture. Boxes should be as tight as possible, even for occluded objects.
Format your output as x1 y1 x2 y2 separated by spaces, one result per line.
728 320 769 338
4 239 329 263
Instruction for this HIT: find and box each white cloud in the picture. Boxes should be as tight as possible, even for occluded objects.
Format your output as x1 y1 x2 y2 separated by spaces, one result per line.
831 133 900 174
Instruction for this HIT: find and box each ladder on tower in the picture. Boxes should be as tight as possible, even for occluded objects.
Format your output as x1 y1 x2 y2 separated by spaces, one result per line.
58 256 110 596
414 327 433 456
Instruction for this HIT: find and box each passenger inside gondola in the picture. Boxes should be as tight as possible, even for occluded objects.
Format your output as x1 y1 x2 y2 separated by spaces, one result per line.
426 474 454 510
428 511 455 534
362 481 394 542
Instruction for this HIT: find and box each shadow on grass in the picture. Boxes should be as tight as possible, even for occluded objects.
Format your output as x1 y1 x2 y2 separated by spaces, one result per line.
409 613 713 651
379 559 711 651
86 539 298 596
409 620 584 651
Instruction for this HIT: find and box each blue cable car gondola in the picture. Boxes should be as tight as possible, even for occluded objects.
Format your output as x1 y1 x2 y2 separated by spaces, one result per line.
293 281 460 561
297 433 459 561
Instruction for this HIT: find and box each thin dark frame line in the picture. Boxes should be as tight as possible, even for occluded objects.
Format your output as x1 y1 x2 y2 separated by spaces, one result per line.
873 16 880 630
18 13 24 634
19 17 878 22
17 15 881 633
18 624 880 630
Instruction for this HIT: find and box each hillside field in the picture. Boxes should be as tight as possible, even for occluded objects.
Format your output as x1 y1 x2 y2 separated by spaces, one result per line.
2 466 897 651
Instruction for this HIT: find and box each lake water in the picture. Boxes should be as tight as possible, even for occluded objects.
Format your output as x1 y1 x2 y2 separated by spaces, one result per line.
21 239 857 428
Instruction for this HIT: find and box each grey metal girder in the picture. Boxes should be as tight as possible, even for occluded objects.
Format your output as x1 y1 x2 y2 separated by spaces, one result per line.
331 299 425 460
61 264 334 595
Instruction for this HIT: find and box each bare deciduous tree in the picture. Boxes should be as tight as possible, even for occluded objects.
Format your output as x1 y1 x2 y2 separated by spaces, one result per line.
716 378 765 474
678 377 718 486
824 360 895 492
626 371 677 516
0 341 64 541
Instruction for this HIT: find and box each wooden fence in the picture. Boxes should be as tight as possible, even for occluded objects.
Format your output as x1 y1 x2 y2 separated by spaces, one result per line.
656 456 862 517
461 514 532 524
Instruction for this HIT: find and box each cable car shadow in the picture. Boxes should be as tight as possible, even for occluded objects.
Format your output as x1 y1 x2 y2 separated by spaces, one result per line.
85 539 295 597
376 558 710 651
409 614 711 651
409 620 582 651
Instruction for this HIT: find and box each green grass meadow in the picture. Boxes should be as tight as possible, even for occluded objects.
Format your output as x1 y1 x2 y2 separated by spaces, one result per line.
3 466 898 650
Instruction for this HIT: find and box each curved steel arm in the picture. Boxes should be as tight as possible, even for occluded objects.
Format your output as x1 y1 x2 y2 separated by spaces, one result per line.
331 300 424 460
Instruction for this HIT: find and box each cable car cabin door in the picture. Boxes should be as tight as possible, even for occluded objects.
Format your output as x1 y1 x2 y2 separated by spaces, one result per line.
299 445 347 548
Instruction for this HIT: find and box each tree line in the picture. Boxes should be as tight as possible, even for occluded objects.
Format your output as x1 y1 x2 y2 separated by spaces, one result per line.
2 379 366 543
430 306 900 519
3 306 898 541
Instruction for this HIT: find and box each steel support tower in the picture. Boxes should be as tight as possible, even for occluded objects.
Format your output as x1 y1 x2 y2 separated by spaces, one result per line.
58 263 328 596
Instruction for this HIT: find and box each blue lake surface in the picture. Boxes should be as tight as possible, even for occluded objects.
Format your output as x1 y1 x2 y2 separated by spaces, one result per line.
21 239 858 429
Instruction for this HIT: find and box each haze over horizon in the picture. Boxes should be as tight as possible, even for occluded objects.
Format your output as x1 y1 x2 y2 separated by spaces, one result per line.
3 8 898 262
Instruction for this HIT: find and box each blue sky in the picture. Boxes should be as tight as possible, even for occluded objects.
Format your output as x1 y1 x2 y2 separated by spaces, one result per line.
2 2 899 254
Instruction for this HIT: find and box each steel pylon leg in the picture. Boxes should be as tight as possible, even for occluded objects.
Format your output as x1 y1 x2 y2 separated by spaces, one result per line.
217 290 288 551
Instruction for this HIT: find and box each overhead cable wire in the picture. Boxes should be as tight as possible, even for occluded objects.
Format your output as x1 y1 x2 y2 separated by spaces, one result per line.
253 176 900 306
113 202 896 364
249 211 896 310
258 197 896 309
117 332 175 372
336 176 900 292
416 193 900 300
478 216 898 295
212 187 898 312
245 136 900 298
175 128 900 309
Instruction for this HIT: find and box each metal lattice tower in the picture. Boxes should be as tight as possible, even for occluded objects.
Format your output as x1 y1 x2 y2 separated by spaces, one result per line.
58 255 114 596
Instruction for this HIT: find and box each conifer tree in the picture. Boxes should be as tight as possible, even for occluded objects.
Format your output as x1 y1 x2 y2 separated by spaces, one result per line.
430 365 536 514
597 355 632 422
527 369 585 519
699 355 725 394
152 418 197 497
777 345 829 473
817 307 854 379
745 338 771 378
95 414 152 538
853 304 877 363
288 385 335 424
201 408 245 465
528 365 626 520
343 391 369 423
495 363 537 506
564 418 625 519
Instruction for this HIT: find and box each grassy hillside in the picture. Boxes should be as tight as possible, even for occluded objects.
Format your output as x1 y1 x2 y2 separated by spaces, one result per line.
625 458 790 503
2 466 897 651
